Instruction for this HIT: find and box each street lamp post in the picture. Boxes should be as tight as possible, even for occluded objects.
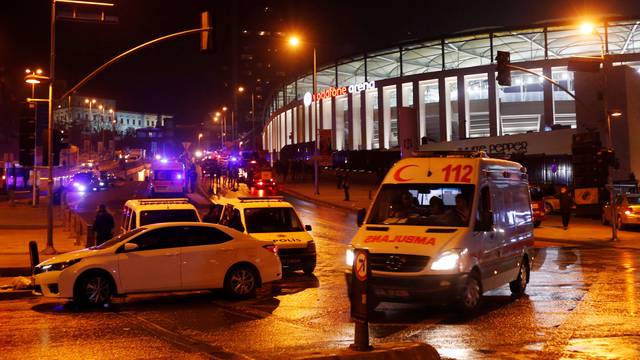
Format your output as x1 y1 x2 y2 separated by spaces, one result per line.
581 22 617 242
288 36 319 195
25 68 43 207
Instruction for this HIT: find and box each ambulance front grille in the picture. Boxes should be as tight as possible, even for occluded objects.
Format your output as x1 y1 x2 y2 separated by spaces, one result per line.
369 253 430 273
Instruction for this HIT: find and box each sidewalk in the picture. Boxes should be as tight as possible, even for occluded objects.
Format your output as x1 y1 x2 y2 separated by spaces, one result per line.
278 169 378 211
0 198 83 275
277 170 640 250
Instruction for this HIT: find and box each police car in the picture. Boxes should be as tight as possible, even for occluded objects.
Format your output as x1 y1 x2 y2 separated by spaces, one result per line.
215 197 316 274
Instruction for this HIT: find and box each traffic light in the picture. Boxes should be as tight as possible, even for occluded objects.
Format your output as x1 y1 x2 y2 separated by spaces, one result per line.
496 51 511 86
200 11 215 53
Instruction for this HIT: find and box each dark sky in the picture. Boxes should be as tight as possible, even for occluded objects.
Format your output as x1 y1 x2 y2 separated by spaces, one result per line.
2 0 640 128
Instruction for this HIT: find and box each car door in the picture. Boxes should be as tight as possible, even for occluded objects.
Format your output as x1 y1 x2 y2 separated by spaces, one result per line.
180 225 236 289
116 227 182 293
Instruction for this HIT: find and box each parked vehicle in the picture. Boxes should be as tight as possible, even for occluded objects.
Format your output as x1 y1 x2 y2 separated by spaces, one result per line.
530 185 545 227
215 196 316 274
602 193 640 229
346 152 534 312
120 198 201 233
33 222 282 306
67 172 101 192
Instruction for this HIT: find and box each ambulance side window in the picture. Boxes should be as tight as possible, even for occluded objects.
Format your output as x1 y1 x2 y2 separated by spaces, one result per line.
475 186 493 231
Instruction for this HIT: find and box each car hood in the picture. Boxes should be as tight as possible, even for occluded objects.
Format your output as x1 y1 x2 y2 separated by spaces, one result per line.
36 247 106 267
350 225 464 257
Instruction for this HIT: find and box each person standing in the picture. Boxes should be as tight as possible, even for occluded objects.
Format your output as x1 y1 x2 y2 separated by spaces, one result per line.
202 204 221 224
558 185 573 230
93 204 115 245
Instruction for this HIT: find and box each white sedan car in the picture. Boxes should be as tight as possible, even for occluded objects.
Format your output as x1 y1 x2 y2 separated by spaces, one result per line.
33 222 282 306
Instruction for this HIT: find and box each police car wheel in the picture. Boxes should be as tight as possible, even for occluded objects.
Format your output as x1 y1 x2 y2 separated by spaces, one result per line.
224 265 258 299
509 258 529 297
458 274 482 312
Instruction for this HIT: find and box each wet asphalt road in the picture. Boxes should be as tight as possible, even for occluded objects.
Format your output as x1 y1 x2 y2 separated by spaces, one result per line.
1 183 640 359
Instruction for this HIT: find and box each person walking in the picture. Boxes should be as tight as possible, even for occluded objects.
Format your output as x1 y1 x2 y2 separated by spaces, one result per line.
93 204 115 245
558 185 573 230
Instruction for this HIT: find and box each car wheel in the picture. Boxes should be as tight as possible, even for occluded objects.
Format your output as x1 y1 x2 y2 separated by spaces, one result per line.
533 220 541 228
509 257 529 297
302 261 316 275
75 272 113 307
544 202 553 214
224 265 259 299
458 272 482 312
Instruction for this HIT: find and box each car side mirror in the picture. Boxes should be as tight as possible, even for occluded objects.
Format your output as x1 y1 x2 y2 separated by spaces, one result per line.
123 243 139 252
304 224 312 231
356 208 366 227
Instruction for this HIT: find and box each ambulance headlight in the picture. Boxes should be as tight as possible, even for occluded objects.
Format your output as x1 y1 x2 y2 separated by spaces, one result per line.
346 248 355 267
430 249 467 271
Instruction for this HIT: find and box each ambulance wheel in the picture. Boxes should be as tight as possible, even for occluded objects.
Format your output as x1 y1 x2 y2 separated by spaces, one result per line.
509 257 529 297
302 261 316 275
458 272 482 312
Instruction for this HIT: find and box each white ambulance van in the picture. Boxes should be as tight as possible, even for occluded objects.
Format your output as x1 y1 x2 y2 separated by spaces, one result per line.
346 152 534 311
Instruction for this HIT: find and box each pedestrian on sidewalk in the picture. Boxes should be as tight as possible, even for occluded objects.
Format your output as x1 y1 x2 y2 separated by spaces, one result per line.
343 172 350 201
93 204 115 245
558 185 573 230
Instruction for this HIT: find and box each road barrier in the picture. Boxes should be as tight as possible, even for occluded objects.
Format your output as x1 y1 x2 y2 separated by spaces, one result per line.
62 204 93 248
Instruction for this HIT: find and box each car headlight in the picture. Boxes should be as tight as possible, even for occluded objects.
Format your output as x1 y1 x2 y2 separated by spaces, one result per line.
99 182 105 186
430 249 467 271
346 248 355 267
35 258 82 274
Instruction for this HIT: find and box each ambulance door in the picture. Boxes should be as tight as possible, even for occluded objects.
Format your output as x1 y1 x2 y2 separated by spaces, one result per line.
480 181 510 291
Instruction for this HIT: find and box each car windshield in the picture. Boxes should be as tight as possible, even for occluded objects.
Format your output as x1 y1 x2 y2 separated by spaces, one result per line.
72 173 93 183
244 207 303 233
92 227 146 249
154 170 182 181
139 209 199 226
627 196 640 205
368 183 475 227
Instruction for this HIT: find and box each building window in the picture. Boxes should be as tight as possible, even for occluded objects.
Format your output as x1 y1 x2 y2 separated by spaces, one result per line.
498 69 544 135
552 67 576 128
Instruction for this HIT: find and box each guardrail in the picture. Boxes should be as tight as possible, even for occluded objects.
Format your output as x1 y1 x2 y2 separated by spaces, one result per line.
61 198 95 248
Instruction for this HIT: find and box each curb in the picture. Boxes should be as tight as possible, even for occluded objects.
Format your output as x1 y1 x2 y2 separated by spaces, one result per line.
534 236 640 250
288 342 440 360
0 267 32 277
279 187 363 212
0 289 37 301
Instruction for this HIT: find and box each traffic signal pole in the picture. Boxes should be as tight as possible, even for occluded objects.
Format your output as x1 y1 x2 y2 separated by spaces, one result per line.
43 0 57 255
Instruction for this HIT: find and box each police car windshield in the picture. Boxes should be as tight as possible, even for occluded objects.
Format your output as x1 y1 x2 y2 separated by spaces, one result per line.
139 210 199 226
244 207 303 233
368 184 475 227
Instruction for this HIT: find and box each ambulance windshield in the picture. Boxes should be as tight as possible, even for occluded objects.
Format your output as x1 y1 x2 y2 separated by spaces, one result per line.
368 184 475 227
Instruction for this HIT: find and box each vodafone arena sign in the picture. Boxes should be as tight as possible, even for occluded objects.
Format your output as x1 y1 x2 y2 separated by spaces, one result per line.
303 80 376 106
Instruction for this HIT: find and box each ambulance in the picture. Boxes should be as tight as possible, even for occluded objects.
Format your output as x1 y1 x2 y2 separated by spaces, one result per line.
346 151 534 311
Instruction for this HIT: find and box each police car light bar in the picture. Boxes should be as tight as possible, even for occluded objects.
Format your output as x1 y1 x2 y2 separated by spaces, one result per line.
238 196 284 203
136 198 191 205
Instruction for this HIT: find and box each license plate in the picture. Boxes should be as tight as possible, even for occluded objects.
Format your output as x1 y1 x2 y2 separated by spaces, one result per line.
375 288 409 297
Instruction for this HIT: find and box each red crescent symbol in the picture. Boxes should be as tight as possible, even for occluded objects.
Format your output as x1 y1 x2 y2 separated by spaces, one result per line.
393 165 418 182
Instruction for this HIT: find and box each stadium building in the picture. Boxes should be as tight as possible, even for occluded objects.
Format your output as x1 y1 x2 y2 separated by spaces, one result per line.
260 17 640 186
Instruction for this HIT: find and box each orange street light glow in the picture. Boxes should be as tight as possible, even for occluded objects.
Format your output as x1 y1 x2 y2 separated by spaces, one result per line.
288 36 300 47
222 106 228 111
580 22 595 34
611 111 623 117
237 86 245 93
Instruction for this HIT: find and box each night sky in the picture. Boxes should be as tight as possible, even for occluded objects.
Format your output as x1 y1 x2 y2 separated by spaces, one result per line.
2 0 640 128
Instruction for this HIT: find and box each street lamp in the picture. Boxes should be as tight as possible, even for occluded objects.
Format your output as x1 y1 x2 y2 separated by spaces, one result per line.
198 132 204 148
288 35 319 195
580 20 617 241
25 68 45 207
237 86 256 150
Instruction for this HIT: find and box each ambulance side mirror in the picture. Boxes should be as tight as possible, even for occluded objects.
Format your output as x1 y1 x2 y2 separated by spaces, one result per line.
356 208 366 227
